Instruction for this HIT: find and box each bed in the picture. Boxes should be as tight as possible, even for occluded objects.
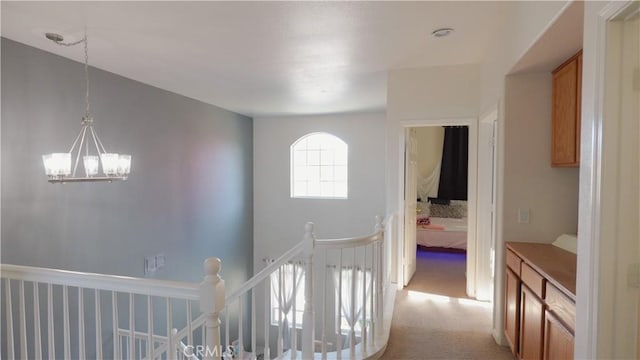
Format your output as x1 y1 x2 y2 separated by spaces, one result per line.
416 216 468 250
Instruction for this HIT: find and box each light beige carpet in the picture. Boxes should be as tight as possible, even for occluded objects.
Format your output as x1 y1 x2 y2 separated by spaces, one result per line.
380 247 514 360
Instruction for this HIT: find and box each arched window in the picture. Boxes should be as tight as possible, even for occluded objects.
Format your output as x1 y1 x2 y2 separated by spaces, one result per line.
290 132 348 199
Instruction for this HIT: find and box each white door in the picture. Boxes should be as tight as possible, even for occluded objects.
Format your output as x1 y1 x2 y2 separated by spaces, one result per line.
403 128 418 286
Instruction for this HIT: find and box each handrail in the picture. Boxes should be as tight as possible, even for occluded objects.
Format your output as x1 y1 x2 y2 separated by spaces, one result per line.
315 231 383 249
225 241 305 301
0 264 200 300
225 222 385 301
225 224 384 302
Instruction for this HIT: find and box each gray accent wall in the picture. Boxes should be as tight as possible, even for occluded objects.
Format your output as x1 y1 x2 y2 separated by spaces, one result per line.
1 38 253 288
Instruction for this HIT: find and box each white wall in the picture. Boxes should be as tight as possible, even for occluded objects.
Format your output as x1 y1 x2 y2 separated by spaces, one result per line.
1 39 254 287
387 64 481 213
480 1 571 112
252 111 385 349
253 111 386 266
503 73 579 243
478 1 579 346
386 64 481 284
1 39 254 358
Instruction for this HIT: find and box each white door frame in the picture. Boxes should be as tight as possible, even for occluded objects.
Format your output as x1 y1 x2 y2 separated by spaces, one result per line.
576 1 639 358
396 117 479 297
477 106 498 302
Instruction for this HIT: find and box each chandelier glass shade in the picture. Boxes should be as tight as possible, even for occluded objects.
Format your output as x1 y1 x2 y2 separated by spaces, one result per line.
42 29 131 183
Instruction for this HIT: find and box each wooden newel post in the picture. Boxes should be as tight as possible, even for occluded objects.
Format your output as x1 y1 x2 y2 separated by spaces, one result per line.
302 222 316 359
200 257 225 360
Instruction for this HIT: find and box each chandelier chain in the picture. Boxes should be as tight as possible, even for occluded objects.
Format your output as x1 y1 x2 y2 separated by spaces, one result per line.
50 28 90 119
84 31 90 119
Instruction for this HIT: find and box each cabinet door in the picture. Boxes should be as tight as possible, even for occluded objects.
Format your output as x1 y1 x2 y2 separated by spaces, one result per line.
519 285 545 360
552 55 580 167
504 267 520 355
544 310 574 360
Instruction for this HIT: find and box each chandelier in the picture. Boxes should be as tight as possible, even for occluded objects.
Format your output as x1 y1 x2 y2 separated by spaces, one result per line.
42 29 131 183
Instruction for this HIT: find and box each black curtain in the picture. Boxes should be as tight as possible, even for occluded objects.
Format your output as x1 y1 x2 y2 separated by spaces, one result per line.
437 126 468 200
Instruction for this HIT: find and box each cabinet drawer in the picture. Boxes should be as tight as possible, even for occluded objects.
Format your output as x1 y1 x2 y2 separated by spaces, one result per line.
506 249 521 275
545 283 575 332
521 262 545 298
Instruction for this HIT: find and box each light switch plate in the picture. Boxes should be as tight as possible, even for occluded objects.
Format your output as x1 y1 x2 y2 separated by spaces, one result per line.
156 253 166 268
518 208 530 224
144 256 157 275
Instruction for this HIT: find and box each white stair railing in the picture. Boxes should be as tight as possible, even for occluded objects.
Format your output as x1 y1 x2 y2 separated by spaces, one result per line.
1 257 224 360
221 215 386 360
1 216 387 360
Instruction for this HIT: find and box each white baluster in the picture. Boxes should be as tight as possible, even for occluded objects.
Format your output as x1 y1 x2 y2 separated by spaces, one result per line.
291 263 297 359
322 253 328 360
225 308 230 354
187 300 193 349
337 249 343 360
79 288 86 359
19 280 27 360
96 289 103 360
361 247 367 353
147 296 153 360
47 283 54 360
369 244 375 346
264 280 271 360
251 289 256 359
377 241 383 337
277 267 283 357
239 297 244 357
301 222 315 360
63 286 70 360
130 293 135 360
33 282 42 359
166 298 174 359
113 292 120 359
201 320 205 353
350 252 356 358
375 217 384 338
5 279 15 360
199 257 225 360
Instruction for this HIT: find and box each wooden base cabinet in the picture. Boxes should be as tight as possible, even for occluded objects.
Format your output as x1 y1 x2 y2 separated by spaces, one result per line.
504 268 520 354
544 310 574 360
519 285 544 360
504 243 576 360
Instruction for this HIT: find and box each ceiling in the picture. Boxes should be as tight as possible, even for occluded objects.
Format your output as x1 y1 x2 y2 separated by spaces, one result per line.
510 1 583 75
2 1 512 117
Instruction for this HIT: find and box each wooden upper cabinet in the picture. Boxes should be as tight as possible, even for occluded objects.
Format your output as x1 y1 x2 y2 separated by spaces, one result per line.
551 50 582 167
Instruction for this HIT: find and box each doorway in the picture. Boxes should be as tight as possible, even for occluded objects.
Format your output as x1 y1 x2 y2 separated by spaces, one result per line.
405 125 470 299
397 117 492 299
